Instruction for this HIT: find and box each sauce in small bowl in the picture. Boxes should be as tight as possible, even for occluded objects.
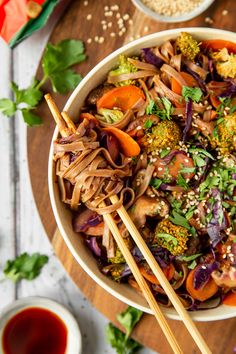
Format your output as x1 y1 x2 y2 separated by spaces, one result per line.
0 297 82 354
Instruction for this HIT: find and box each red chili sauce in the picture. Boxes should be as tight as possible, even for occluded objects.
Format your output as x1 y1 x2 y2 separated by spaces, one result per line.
2 307 67 354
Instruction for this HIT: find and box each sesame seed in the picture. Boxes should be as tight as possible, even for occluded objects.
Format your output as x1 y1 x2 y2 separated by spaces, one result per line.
102 24 107 30
136 34 141 39
111 5 119 11
110 32 116 37
201 265 207 269
116 13 121 18
87 38 92 44
144 26 149 32
184 158 189 163
158 167 163 171
94 36 99 42
205 16 214 24
222 9 228 16
123 13 130 20
104 5 109 11
107 22 112 28
98 37 105 44
83 0 88 5
86 14 92 20
118 30 123 37
128 19 133 25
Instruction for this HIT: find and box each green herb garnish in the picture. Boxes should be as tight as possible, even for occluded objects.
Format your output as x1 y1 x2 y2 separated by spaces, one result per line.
144 118 153 129
150 178 162 189
169 210 191 230
156 233 178 246
0 39 86 126
146 97 173 120
3 253 48 282
182 86 203 103
177 173 189 190
106 306 143 354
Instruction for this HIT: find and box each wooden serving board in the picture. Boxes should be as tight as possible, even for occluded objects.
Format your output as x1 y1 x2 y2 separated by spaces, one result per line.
27 0 236 353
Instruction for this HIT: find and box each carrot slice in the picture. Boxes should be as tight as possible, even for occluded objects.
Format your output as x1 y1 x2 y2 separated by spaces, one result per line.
171 72 198 96
210 95 221 109
186 265 218 302
97 85 145 111
140 263 175 285
201 39 236 54
154 153 195 180
223 292 236 306
103 126 140 157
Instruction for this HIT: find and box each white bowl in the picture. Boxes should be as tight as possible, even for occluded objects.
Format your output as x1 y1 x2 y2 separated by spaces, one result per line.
48 28 236 321
131 0 215 23
0 297 82 354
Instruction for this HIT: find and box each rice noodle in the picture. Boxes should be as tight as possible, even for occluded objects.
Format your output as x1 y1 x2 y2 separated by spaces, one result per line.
108 70 158 84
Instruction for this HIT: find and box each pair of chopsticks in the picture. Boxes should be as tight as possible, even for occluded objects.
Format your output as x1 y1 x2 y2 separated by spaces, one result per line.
45 94 212 354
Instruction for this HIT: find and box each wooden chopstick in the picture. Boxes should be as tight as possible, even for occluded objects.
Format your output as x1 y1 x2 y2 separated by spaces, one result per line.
101 204 183 354
44 94 211 354
109 195 212 354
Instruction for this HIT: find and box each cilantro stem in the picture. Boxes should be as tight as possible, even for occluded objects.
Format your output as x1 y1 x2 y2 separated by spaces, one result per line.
36 75 48 90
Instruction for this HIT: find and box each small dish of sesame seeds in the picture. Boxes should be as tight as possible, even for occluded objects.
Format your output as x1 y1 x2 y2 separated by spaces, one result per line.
132 0 215 23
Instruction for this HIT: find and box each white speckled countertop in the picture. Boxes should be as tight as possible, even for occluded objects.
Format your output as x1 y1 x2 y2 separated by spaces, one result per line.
0 7 156 354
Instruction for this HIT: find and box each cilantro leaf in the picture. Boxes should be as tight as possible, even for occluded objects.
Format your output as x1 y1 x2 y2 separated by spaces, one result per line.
4 252 48 282
144 118 153 129
11 81 43 107
160 148 170 158
176 173 189 190
0 98 16 117
182 86 203 103
117 306 143 338
188 260 198 269
169 210 190 229
50 69 82 94
146 98 173 120
150 178 162 189
156 233 178 246
21 109 42 126
179 253 202 262
42 39 85 75
106 323 142 354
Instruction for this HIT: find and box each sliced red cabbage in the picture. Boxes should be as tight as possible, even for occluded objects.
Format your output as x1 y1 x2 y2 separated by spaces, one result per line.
86 237 102 257
193 262 218 290
141 48 164 68
100 131 119 162
184 66 206 93
162 150 186 164
183 100 193 142
219 79 236 98
207 188 227 247
73 209 102 232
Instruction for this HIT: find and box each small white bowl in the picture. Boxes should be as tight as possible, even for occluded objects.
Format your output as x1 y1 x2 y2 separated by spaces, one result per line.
131 0 215 23
0 297 82 354
48 27 236 322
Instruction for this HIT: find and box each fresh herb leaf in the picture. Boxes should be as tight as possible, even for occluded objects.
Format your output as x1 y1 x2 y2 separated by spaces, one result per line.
4 253 48 282
106 323 142 354
177 173 189 190
117 306 143 338
182 86 203 103
150 178 162 189
42 39 86 77
160 148 170 158
189 148 214 160
180 167 196 174
50 69 82 94
0 98 16 117
144 118 153 129
192 155 206 167
21 109 42 126
169 210 190 230
156 233 178 246
188 260 197 269
11 81 43 107
179 253 202 262
146 98 173 120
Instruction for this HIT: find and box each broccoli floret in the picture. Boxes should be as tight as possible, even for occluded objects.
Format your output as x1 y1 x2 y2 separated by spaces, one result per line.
109 237 133 264
211 114 236 153
176 32 200 61
212 48 236 79
96 108 124 124
143 120 181 153
155 219 189 256
108 55 137 86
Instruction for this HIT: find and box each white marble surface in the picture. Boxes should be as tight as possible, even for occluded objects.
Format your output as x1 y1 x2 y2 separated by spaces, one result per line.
0 8 156 354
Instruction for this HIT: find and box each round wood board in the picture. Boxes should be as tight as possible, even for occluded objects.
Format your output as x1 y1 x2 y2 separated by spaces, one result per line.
27 1 236 353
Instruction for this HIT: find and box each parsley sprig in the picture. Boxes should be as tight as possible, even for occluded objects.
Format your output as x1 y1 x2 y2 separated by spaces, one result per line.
182 86 203 103
0 39 86 126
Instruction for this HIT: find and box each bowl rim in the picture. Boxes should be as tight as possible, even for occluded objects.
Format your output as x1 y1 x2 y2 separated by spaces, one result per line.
48 27 236 322
0 296 82 354
131 0 215 23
